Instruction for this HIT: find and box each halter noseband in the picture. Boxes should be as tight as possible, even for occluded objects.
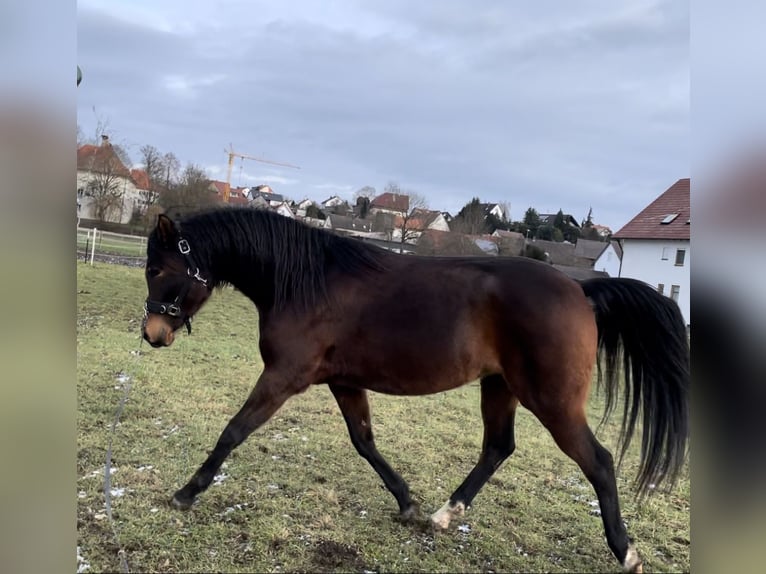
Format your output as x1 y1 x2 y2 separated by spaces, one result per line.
144 238 208 335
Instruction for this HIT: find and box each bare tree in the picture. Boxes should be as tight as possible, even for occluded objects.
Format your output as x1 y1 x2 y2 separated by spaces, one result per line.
160 163 216 216
396 191 429 254
111 143 133 170
160 152 181 191
353 185 376 218
384 181 402 196
451 197 488 235
353 185 377 201
139 145 165 207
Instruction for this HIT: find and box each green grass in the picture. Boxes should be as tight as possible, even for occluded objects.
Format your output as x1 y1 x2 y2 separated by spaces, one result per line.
77 262 690 573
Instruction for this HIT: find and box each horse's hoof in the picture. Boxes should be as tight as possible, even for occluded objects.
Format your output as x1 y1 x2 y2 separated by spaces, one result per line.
398 503 419 523
170 494 194 510
430 500 465 531
622 545 643 573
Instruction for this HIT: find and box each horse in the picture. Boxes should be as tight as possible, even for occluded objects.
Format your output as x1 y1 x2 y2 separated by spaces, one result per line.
141 207 689 573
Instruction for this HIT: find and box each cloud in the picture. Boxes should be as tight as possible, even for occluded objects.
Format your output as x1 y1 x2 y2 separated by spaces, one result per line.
77 1 688 229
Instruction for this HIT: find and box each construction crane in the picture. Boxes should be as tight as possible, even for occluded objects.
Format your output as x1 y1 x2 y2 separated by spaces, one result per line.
223 144 300 203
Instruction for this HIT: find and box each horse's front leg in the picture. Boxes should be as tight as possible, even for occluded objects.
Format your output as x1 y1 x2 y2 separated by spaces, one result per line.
171 369 302 509
329 383 418 521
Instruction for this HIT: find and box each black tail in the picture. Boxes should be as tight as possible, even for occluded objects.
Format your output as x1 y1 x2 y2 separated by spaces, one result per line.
580 277 689 498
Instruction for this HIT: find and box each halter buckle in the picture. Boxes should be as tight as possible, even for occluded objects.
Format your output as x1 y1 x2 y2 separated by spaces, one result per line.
166 303 181 317
178 239 191 254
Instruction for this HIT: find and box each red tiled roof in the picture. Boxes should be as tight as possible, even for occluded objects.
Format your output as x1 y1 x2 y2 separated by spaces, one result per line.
77 144 131 178
210 180 228 197
209 180 252 205
613 178 690 240
130 168 150 190
371 192 410 213
394 208 440 230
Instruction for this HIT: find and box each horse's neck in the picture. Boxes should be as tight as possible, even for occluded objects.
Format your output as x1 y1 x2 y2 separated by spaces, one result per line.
207 231 276 309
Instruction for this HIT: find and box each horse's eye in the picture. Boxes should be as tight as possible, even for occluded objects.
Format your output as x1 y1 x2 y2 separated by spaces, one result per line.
147 267 162 278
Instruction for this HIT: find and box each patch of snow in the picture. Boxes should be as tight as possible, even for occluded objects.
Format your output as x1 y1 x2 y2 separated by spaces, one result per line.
213 473 228 486
457 524 471 534
77 546 91 573
110 487 125 497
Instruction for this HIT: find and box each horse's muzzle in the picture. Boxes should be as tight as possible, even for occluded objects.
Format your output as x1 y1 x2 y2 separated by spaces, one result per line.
142 316 176 348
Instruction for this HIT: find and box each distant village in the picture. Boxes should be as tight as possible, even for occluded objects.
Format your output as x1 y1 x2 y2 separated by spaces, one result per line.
76 134 689 326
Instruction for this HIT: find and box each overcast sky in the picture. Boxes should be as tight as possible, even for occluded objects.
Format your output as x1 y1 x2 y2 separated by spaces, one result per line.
77 0 689 231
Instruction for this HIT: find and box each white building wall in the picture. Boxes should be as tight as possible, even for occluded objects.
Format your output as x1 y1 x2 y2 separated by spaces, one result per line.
76 169 138 224
618 238 690 326
593 244 621 277
429 214 451 232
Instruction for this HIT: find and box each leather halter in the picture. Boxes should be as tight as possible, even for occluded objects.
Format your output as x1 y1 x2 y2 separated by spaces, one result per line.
144 238 208 334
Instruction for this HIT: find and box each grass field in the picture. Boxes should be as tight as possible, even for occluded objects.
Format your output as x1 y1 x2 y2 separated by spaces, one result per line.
77 262 690 573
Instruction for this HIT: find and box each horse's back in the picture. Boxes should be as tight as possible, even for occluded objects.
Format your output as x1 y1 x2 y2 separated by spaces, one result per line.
323 255 594 395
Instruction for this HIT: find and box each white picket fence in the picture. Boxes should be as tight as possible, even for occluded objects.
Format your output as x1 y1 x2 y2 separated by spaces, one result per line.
77 227 148 264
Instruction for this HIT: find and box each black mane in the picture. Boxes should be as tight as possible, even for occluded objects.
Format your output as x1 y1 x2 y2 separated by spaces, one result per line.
166 207 389 311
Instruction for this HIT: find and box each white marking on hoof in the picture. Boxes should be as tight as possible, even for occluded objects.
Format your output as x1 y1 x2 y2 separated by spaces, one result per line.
430 500 465 531
623 545 642 573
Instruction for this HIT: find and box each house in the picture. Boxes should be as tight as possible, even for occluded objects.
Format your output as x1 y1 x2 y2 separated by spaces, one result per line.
415 229 487 257
77 135 138 224
325 214 374 236
247 185 285 207
293 198 314 217
592 240 623 277
539 213 580 228
208 181 249 206
370 192 409 216
613 178 690 326
592 224 613 238
228 186 250 206
391 209 451 242
491 229 525 256
321 195 346 209
128 168 157 217
271 202 295 219
574 238 608 266
480 202 507 221
527 239 577 265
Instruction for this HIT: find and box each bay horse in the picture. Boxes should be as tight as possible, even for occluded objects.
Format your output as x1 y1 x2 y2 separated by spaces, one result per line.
141 208 689 573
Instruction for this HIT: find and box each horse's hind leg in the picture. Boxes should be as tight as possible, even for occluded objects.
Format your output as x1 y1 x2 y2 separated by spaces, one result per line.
329 384 417 520
431 374 518 530
539 407 641 573
171 370 299 509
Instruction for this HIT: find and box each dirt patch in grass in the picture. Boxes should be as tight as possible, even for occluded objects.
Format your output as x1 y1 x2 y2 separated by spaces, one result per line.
310 539 367 572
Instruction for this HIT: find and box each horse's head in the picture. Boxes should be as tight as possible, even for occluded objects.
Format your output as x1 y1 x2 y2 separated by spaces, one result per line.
142 214 213 348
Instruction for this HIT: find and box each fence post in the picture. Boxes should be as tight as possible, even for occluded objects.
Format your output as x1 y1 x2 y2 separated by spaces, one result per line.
90 227 97 265
83 229 90 263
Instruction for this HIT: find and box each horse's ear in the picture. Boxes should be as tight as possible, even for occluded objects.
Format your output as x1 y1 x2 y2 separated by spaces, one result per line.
156 213 178 245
